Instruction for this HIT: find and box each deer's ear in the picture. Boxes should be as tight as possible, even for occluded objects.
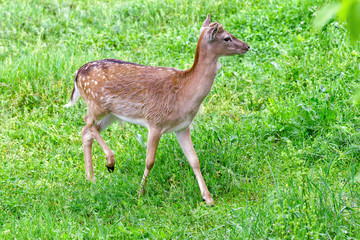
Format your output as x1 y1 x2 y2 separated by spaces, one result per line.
202 14 211 28
205 23 219 41
200 13 211 34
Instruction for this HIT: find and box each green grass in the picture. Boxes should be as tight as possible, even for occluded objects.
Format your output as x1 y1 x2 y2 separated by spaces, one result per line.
1 0 360 238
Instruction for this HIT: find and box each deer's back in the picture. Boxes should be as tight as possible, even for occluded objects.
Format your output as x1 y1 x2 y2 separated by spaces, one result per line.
76 59 194 130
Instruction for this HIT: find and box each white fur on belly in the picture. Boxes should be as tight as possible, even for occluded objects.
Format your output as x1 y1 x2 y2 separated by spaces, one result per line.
165 118 193 133
113 114 149 128
113 114 192 133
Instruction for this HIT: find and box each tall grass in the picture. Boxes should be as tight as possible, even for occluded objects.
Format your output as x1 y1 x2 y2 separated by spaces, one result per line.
1 0 359 238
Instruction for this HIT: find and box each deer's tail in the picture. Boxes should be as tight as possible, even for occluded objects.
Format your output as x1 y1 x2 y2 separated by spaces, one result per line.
64 71 80 108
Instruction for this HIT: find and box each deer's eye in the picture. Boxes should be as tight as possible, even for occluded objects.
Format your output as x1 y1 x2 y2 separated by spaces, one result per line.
224 37 231 42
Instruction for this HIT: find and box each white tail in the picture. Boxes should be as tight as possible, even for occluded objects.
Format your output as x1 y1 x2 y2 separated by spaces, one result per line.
65 14 249 205
63 71 80 108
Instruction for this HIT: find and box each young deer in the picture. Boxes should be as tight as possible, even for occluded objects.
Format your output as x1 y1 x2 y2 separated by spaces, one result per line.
65 14 249 205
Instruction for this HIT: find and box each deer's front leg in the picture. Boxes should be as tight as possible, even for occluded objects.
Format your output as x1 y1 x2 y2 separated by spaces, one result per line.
176 127 214 206
139 128 162 196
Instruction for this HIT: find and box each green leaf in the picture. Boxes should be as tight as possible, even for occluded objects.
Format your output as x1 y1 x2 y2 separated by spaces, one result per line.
313 2 342 30
347 0 360 41
338 0 360 42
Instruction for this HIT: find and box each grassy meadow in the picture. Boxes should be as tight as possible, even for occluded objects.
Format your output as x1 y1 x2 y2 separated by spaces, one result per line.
1 0 360 238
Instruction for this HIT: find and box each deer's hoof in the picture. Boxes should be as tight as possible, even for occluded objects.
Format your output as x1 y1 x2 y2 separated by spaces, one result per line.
107 166 115 173
203 197 214 206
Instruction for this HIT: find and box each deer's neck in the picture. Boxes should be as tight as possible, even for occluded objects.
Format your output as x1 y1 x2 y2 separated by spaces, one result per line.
180 41 220 110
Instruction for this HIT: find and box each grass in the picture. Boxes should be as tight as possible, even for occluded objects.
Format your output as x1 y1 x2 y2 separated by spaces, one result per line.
1 0 360 238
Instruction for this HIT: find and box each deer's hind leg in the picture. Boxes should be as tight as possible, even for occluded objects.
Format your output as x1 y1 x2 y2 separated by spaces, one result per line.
82 114 117 182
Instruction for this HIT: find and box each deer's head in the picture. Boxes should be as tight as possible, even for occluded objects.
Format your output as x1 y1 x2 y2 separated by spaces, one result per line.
200 14 250 56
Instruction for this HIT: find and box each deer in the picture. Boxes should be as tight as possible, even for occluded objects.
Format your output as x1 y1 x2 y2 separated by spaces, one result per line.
64 14 249 206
